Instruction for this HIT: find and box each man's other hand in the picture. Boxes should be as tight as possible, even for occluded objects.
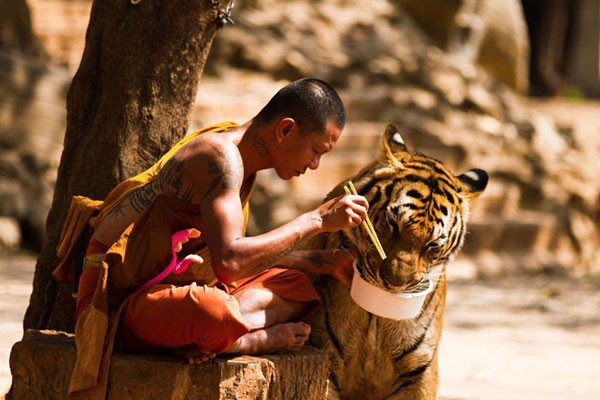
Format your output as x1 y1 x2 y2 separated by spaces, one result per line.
331 249 356 287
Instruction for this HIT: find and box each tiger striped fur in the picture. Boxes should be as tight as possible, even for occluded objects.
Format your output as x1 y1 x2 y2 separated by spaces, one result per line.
307 124 488 399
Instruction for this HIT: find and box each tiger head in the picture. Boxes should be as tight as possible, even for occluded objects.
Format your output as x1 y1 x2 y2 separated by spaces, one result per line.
338 124 488 291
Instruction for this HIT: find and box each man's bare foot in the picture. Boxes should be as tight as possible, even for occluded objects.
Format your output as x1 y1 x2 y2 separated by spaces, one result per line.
187 350 216 365
225 322 311 355
172 344 216 365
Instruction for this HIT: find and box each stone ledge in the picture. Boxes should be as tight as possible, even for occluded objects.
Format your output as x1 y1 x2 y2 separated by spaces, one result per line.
9 329 329 400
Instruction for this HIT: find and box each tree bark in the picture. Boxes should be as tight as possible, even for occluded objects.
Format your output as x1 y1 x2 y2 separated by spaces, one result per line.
24 0 222 332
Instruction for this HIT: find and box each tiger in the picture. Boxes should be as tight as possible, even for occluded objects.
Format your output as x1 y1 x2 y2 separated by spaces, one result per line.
306 124 488 399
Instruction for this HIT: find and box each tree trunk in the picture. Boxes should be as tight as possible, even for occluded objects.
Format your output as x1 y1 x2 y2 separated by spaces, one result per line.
24 0 223 332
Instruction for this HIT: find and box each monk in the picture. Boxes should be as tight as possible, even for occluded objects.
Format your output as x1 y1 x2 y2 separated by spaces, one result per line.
61 78 368 397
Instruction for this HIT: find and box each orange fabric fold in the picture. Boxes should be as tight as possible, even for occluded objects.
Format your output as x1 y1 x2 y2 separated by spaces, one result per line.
114 268 321 356
116 282 252 354
53 196 103 283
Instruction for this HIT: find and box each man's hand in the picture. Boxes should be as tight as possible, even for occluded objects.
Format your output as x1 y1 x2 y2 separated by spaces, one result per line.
316 194 369 233
331 249 356 287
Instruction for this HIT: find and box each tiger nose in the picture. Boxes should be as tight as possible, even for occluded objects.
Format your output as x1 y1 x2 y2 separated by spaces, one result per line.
382 255 424 287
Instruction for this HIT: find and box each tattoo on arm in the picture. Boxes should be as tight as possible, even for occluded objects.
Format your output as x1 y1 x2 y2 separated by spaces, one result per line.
110 201 127 220
288 251 335 268
251 236 308 273
203 145 243 199
162 162 184 188
129 180 160 213
159 162 189 201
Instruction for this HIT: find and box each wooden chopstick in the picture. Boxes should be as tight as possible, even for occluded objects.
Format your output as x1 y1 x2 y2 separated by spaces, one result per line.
344 181 387 260
347 181 387 260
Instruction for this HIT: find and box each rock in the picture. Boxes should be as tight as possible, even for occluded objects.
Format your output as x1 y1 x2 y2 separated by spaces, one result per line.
427 67 468 106
530 113 568 159
476 0 530 93
398 0 530 93
473 115 504 137
0 217 21 250
8 329 329 400
465 82 504 117
0 50 69 251
565 0 600 96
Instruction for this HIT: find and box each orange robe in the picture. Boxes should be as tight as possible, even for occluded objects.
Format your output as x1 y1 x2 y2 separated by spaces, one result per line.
53 122 321 400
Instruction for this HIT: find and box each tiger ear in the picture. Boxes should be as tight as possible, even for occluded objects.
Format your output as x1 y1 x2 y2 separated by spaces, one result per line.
382 124 408 164
457 168 489 200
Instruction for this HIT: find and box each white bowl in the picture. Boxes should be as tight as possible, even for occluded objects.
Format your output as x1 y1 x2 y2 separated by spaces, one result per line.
350 262 434 320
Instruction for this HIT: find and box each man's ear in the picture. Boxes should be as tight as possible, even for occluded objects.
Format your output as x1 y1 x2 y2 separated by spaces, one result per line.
276 118 296 142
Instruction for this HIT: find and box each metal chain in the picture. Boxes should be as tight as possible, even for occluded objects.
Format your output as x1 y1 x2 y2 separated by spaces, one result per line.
210 0 236 29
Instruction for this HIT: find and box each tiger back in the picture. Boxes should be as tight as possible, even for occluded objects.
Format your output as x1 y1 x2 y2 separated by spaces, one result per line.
307 124 488 399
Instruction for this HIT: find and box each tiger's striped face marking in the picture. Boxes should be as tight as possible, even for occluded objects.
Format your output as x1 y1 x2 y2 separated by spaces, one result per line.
344 124 488 291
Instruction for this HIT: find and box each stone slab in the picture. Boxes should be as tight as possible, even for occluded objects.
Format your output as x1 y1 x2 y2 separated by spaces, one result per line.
8 329 329 400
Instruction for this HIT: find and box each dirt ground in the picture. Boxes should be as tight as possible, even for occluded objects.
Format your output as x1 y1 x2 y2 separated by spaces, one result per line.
2 254 599 399
440 272 600 400
0 254 35 398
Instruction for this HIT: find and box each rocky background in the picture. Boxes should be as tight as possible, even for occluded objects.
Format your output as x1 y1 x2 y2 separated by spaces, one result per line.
1 0 599 279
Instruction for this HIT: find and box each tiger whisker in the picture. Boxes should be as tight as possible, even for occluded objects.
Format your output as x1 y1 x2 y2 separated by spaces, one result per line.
425 270 446 278
425 270 446 279
425 273 447 286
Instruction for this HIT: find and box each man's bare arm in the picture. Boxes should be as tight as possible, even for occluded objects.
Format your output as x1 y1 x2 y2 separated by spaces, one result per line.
199 144 368 284
201 188 322 284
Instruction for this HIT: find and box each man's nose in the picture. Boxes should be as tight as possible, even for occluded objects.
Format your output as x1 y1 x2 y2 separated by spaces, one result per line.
308 156 320 170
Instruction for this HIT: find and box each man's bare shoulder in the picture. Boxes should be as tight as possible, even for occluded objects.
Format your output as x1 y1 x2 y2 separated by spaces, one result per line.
181 132 244 199
153 131 243 204
182 130 240 161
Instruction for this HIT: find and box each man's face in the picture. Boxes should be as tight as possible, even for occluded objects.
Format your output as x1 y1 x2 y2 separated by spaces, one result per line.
275 120 342 180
